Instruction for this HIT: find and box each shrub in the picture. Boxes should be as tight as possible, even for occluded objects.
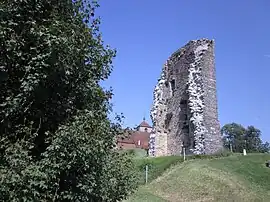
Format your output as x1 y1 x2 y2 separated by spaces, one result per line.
0 1 137 201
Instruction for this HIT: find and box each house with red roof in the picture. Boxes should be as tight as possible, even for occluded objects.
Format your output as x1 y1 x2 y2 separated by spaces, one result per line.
117 118 152 151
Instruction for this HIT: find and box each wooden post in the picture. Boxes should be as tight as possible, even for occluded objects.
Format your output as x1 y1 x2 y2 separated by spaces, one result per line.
183 147 186 161
230 143 233 152
145 165 148 184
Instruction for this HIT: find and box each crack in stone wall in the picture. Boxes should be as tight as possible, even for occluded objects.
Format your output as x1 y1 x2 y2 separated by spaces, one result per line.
149 38 223 157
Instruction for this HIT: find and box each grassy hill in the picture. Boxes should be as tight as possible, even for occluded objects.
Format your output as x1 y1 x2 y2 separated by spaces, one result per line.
127 154 270 202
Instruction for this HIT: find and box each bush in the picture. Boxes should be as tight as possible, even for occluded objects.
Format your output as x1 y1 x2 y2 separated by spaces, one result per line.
0 1 137 201
126 149 136 156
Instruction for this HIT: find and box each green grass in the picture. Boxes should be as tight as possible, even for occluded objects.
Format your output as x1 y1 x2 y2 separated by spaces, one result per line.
120 148 148 158
127 153 270 202
134 156 184 185
132 148 147 158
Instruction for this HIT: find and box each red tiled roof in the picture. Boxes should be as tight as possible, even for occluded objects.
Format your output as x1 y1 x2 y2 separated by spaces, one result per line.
117 130 150 150
138 120 151 128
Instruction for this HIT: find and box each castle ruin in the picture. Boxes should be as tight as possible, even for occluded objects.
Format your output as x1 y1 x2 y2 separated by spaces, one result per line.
149 38 223 157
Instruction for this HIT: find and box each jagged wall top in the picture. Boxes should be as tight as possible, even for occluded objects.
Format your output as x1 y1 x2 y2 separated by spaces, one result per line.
150 38 221 156
150 38 215 127
167 38 214 67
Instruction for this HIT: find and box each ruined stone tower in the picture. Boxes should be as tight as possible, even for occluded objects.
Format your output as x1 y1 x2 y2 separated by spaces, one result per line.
149 38 223 157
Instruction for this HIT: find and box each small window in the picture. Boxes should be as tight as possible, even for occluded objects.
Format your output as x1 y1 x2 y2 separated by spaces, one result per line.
180 99 187 105
170 79 176 96
170 79 175 91
182 125 189 133
182 125 189 130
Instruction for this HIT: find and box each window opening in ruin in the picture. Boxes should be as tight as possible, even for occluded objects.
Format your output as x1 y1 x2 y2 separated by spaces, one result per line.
165 112 173 129
170 79 176 96
189 122 195 149
180 99 187 105
182 125 189 131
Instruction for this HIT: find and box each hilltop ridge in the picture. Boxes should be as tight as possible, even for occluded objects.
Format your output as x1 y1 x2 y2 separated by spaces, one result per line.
127 154 270 202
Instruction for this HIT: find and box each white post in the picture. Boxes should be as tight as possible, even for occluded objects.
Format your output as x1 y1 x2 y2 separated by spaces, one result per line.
145 165 148 184
183 147 186 161
230 143 233 152
243 149 247 156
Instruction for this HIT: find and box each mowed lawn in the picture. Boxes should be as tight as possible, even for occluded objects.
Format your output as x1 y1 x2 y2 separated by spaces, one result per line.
127 154 270 202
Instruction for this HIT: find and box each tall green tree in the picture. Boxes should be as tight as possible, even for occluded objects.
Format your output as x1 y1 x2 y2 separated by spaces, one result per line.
221 123 268 153
245 126 262 152
259 141 270 153
221 123 246 152
0 0 137 201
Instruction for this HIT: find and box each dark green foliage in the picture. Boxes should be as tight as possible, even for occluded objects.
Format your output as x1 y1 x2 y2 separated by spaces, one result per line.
0 0 137 201
245 126 263 152
259 142 270 153
221 123 269 153
125 149 136 156
121 148 148 158
222 123 246 152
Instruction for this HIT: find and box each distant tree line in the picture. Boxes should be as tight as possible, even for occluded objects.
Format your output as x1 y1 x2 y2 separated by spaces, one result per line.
221 123 270 153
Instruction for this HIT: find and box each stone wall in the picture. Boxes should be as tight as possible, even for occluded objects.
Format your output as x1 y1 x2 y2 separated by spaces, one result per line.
149 38 223 157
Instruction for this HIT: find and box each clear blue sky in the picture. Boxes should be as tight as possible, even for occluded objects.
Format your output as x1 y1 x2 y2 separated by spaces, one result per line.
98 0 270 142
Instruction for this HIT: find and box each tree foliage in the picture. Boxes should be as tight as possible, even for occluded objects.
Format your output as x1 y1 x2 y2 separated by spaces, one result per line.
0 0 137 201
221 123 269 153
245 126 263 152
221 123 246 152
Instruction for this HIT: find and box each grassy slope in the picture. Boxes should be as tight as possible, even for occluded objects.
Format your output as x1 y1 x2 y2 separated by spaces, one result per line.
134 156 184 185
127 154 270 202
